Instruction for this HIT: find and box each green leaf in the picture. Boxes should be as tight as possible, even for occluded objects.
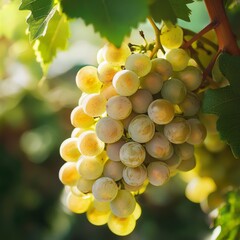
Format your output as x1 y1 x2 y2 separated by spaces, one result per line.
214 189 240 240
33 10 69 74
19 0 55 41
149 0 193 24
203 53 240 158
60 0 148 47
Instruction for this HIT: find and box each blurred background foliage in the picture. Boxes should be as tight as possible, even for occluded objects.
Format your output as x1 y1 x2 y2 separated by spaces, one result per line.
0 0 232 239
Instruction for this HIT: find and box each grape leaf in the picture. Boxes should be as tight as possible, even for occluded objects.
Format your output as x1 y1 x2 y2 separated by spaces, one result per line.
19 0 55 41
203 53 240 158
33 10 69 74
60 0 148 47
149 0 193 24
214 190 240 240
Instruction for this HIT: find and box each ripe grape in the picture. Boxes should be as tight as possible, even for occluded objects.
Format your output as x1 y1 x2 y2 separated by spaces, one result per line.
60 138 81 162
174 143 194 160
177 156 196 172
166 49 190 71
59 162 80 186
100 82 118 100
97 61 120 83
151 58 173 81
103 160 124 181
76 178 95 193
165 154 182 170
121 111 138 130
125 53 152 77
140 72 164 94
106 139 125 161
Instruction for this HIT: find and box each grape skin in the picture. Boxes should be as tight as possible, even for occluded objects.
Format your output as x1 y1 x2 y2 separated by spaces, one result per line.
140 72 164 94
97 61 120 83
59 162 80 186
60 138 81 162
106 139 125 162
151 58 173 81
103 160 124 181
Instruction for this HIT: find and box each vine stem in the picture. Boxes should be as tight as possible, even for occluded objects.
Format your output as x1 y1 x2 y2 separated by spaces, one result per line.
204 0 240 55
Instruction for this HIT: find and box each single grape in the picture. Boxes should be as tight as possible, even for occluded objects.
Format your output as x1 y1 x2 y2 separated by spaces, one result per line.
112 70 140 96
76 177 95 194
122 179 144 192
92 177 119 202
106 139 125 161
161 78 187 104
129 89 153 113
177 156 196 172
125 53 152 77
140 72 164 94
103 160 124 181
165 154 182 170
163 117 191 144
100 82 118 100
75 66 102 93
174 143 194 160
128 114 155 143
110 190 136 218
145 132 173 160
59 162 80 186
77 130 105 157
95 117 124 144
151 58 173 81
60 138 81 162
106 95 132 120
96 47 104 64
160 25 183 49
97 61 120 83
121 111 138 130
132 202 142 220
147 161 170 186
166 49 190 71
119 141 146 167
147 99 175 125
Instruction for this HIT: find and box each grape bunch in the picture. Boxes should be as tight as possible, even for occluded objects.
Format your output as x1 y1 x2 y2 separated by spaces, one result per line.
59 27 207 236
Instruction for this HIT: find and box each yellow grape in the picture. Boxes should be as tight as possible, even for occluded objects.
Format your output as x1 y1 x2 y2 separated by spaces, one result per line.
96 47 104 64
59 138 81 162
75 66 102 93
121 111 138 130
76 177 95 194
59 162 80 186
177 156 196 172
100 82 118 100
151 58 173 81
140 72 164 94
174 143 194 160
106 139 125 162
103 160 124 181
97 61 120 83
132 202 142 220
165 154 181 171
166 49 190 71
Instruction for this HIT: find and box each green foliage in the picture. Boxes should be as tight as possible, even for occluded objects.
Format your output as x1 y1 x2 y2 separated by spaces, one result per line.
214 189 240 240
19 0 55 41
203 53 240 158
33 9 69 74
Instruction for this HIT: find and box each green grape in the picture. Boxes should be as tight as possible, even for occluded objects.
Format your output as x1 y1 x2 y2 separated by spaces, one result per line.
106 139 125 162
59 162 80 186
175 66 202 91
122 164 147 187
82 93 106 117
76 177 95 194
129 89 153 113
112 70 140 96
77 155 104 180
147 99 175 125
106 95 132 120
128 114 155 143
166 49 190 71
60 138 81 162
75 66 102 93
178 92 201 117
174 143 194 160
95 117 124 144
119 141 146 167
103 160 124 181
163 117 191 144
151 58 173 81
110 190 136 218
125 53 152 77
177 156 196 172
186 118 207 145
102 42 131 65
107 213 136 236
92 177 119 202
165 154 181 171
145 132 173 160
160 25 183 49
97 61 120 83
161 78 187 104
140 72 164 94
77 130 105 157
147 161 170 186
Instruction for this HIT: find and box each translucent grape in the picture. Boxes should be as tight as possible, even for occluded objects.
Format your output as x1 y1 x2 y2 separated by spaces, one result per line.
82 93 106 117
106 95 132 120
122 165 147 187
96 47 104 64
100 82 118 100
106 139 125 161
60 138 81 162
129 89 153 113
77 155 104 180
177 156 196 171
161 78 187 104
103 160 124 181
59 162 80 186
166 49 190 71
128 114 155 143
147 162 170 186
145 132 173 160
97 61 120 83
163 117 191 144
140 72 164 94
110 190 136 218
151 58 173 81
160 25 183 49
92 177 119 202
112 70 140 96
174 143 194 160
120 141 146 167
75 66 102 93
133 202 142 220
70 106 95 128
187 118 207 145
76 178 95 194
125 53 152 77
148 99 175 125
77 130 105 157
95 117 124 144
